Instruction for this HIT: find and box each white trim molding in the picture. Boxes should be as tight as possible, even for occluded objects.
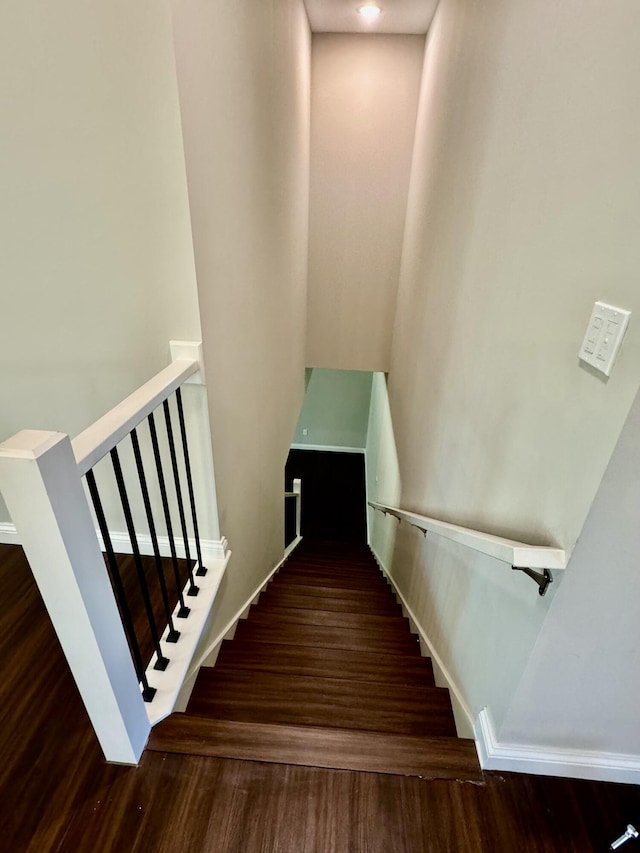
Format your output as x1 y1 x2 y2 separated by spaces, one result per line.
369 543 475 739
290 443 365 454
146 549 231 726
475 707 640 785
0 522 19 545
169 340 205 385
370 540 640 785
0 521 228 565
98 531 229 566
185 535 304 682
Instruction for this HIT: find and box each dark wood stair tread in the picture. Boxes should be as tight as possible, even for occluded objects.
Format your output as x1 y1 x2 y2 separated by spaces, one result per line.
291 545 374 559
233 620 422 656
186 669 456 737
284 566 382 578
260 586 401 614
246 605 413 634
214 640 435 686
262 581 396 603
148 717 482 781
275 572 390 592
288 564 379 575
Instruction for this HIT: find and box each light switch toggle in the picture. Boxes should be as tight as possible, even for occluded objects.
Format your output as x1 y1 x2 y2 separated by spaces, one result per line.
579 301 630 377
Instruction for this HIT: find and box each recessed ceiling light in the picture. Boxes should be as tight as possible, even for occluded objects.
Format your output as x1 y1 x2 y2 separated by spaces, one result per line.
357 5 382 21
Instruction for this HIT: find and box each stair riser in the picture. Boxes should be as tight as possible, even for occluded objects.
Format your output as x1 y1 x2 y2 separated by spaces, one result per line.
195 668 443 706
149 716 482 781
275 576 391 594
188 670 455 736
187 699 456 738
247 606 414 633
283 563 387 577
257 591 401 616
263 582 395 601
147 719 482 781
233 622 421 656
214 642 435 686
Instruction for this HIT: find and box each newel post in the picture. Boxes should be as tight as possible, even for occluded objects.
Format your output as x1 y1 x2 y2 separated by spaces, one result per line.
293 478 302 540
0 430 150 764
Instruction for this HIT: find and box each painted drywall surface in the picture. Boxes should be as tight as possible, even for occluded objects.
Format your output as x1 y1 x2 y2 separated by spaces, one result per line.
390 0 640 550
366 372 559 732
0 1 207 528
306 34 424 371
500 388 640 755
365 372 401 565
170 0 310 639
293 369 373 449
381 0 640 735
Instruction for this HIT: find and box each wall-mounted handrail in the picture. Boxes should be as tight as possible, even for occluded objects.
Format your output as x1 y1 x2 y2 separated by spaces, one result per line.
368 500 567 571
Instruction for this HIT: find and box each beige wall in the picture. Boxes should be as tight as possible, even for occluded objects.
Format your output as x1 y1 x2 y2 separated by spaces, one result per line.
367 373 556 736
170 0 311 635
307 34 424 371
0 0 202 525
375 0 640 736
501 386 640 756
390 0 640 550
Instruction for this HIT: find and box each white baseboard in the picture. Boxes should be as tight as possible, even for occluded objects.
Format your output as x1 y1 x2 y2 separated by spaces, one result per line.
475 707 640 785
369 543 475 739
370 543 640 784
0 522 19 545
98 531 229 565
290 443 365 454
0 520 227 565
184 535 304 683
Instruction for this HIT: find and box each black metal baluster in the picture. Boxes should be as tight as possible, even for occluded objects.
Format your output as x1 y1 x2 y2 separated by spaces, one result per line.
163 398 199 597
130 428 180 643
147 412 190 619
85 469 156 702
175 387 207 577
110 446 169 671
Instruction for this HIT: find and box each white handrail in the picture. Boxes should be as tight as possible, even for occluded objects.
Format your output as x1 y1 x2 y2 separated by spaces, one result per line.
368 501 567 570
73 359 198 475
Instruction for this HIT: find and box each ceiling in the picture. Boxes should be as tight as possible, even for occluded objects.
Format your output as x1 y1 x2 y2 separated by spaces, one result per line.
303 0 438 35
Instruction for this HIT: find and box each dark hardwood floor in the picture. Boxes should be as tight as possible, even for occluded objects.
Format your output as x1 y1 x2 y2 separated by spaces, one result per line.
111 550 193 667
0 541 638 852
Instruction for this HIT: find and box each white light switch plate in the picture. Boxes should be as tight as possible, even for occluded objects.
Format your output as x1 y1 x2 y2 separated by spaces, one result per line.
579 302 630 377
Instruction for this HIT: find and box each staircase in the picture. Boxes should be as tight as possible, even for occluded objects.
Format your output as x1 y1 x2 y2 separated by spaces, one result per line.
148 541 482 781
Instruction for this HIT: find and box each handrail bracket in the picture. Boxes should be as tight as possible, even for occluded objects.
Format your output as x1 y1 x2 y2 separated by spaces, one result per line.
512 566 553 597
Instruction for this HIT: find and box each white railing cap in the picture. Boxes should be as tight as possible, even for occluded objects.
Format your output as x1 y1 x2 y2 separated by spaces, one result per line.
73 359 199 475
